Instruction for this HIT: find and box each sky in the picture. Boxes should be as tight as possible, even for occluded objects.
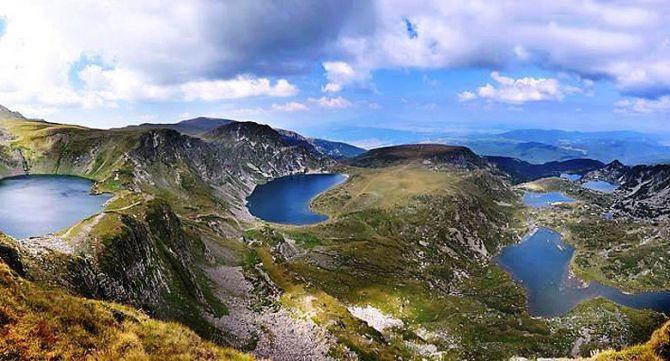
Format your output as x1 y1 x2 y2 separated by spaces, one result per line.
1 1 670 147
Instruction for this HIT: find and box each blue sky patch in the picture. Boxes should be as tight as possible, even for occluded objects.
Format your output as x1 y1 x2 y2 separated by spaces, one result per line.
403 18 418 39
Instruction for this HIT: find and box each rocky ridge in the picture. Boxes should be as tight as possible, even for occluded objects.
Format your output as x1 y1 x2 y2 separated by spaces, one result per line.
583 160 670 220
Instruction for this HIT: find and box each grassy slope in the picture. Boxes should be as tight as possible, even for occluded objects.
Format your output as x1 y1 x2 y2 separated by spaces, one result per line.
595 320 670 361
0 117 247 347
1 114 667 359
243 164 664 360
0 117 138 189
0 252 252 360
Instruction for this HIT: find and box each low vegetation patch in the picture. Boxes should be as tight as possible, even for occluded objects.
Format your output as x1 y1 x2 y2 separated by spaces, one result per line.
0 260 252 360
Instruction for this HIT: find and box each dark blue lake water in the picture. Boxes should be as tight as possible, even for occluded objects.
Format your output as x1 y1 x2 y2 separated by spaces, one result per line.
497 227 670 316
0 175 111 239
583 180 618 193
523 191 575 208
246 173 347 225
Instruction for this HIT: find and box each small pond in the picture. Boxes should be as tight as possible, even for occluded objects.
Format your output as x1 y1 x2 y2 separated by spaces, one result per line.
560 173 582 181
522 191 575 208
582 180 618 193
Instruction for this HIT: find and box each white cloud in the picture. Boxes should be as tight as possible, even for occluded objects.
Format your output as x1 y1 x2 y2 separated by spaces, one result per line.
272 101 308 112
3 0 670 118
0 1 313 113
457 91 477 102
460 72 579 104
322 61 370 92
329 1 670 98
181 77 297 101
78 65 176 107
615 96 670 114
309 96 352 108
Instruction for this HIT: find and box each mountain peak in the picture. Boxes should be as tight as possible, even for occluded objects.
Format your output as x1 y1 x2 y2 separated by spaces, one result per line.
178 116 234 127
0 104 26 120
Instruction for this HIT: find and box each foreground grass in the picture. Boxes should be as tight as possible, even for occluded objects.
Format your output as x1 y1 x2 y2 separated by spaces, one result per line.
595 320 670 361
0 260 252 360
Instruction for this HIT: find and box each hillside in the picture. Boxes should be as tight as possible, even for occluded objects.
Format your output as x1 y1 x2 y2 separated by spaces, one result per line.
487 156 604 183
123 117 236 136
240 145 663 359
582 160 670 220
348 143 486 169
0 106 668 359
596 320 670 360
123 116 365 159
0 251 252 360
0 109 336 359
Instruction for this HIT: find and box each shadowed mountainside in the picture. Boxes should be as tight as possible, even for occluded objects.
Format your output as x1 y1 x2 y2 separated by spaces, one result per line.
487 156 605 183
348 143 487 169
0 247 253 361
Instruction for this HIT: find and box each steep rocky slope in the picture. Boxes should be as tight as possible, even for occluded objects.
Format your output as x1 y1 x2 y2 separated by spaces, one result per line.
123 116 365 159
583 160 670 220
595 320 670 360
613 164 670 220
0 250 253 361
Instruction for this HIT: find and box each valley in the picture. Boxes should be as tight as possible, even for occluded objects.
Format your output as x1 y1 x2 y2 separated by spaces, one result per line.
0 106 670 360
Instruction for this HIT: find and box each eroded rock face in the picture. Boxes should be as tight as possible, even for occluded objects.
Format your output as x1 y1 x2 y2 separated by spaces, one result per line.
0 129 27 177
613 164 670 220
128 127 333 211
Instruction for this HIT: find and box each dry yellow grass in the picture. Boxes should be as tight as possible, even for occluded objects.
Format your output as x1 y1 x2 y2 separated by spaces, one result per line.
0 259 253 361
313 164 460 216
594 321 670 361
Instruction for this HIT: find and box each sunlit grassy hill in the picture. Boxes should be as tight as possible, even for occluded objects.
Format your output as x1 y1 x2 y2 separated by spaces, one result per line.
595 320 670 360
0 246 252 361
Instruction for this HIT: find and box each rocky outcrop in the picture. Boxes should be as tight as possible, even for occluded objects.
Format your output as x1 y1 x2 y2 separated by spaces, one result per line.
610 164 670 220
579 160 670 220
577 160 670 220
581 160 628 184
0 200 225 336
206 121 333 181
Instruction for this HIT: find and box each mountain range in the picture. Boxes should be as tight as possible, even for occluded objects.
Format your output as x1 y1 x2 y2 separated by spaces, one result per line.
1 105 670 360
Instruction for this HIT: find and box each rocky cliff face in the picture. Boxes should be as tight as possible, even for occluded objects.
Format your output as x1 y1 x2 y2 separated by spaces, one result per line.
581 160 670 220
581 160 628 184
611 164 670 220
206 121 332 180
0 110 337 358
